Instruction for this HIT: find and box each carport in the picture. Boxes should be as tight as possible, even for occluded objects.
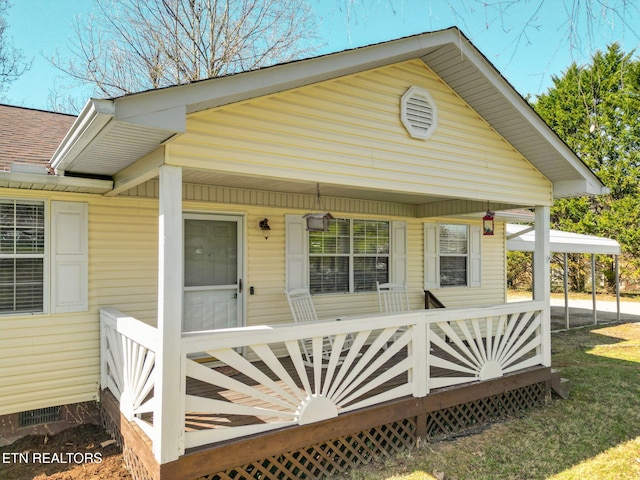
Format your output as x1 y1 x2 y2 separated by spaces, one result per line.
506 224 622 328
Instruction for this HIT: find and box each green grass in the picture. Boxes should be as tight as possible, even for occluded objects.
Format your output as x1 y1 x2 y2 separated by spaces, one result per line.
339 322 640 480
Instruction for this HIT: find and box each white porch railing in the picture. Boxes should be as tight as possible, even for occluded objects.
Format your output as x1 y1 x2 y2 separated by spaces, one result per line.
99 301 546 453
100 307 157 441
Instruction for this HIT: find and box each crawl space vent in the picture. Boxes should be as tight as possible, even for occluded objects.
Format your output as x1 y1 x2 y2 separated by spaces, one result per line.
401 86 437 140
19 406 61 427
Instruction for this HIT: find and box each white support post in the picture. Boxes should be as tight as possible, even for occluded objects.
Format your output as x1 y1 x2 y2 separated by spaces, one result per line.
99 312 108 392
412 317 429 398
533 205 551 367
154 165 184 463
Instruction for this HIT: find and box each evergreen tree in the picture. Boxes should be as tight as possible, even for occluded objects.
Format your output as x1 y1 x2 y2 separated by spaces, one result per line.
532 44 640 290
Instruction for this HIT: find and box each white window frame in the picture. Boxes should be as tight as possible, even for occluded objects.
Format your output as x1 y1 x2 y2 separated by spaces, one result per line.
424 222 481 290
0 199 48 315
308 218 391 295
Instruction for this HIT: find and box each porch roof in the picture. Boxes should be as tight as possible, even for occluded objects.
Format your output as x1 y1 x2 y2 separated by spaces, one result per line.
506 224 621 255
49 27 605 199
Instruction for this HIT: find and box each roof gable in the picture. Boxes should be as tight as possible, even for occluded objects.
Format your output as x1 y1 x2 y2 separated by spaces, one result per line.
170 59 552 206
48 27 606 199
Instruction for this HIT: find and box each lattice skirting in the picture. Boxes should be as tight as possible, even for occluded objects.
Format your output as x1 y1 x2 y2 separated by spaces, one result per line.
198 382 548 480
423 381 548 439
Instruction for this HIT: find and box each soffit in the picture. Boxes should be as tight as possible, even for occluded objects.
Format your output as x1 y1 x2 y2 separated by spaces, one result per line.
180 169 455 205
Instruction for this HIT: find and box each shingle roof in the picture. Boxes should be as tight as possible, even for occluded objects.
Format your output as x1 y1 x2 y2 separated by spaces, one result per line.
0 104 76 172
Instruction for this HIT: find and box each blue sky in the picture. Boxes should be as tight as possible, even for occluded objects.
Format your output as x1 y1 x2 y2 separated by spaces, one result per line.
4 0 640 113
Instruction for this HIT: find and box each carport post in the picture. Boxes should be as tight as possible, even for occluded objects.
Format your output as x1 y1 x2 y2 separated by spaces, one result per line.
615 255 620 322
564 253 569 329
591 254 597 325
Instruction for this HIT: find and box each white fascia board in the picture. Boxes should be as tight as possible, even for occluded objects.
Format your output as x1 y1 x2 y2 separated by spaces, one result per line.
554 179 610 198
50 99 115 173
111 29 460 120
454 38 606 194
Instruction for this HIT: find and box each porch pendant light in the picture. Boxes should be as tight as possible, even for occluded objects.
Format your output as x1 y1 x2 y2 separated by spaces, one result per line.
303 183 334 231
483 205 495 236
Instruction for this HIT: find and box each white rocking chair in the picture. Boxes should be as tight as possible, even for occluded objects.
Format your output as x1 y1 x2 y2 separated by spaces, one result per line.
376 281 410 313
376 281 410 345
285 288 353 366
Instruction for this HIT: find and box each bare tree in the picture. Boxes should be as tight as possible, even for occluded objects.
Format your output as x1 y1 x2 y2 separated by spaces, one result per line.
51 0 319 98
0 0 30 95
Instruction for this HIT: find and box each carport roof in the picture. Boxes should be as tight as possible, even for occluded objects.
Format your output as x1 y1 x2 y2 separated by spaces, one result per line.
506 224 621 255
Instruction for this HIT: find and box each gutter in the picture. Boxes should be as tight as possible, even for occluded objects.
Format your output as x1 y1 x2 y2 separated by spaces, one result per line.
0 170 113 193
49 99 115 175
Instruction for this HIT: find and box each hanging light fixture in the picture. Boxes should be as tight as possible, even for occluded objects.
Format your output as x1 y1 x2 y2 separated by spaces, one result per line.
303 183 334 231
483 203 495 236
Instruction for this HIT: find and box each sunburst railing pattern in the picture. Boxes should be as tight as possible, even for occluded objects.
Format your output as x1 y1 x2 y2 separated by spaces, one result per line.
428 308 543 389
100 301 547 453
180 313 422 449
100 308 157 440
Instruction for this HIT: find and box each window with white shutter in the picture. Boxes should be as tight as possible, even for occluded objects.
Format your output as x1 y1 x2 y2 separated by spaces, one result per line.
424 222 481 289
0 199 88 316
286 216 406 295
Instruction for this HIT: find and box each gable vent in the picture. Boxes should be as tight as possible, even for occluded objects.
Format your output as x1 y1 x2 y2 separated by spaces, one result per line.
400 86 438 140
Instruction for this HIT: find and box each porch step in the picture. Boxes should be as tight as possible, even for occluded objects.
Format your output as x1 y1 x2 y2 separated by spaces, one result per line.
550 369 570 399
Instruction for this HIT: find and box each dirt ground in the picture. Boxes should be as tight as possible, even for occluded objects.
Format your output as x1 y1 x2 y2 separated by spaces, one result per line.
0 424 132 480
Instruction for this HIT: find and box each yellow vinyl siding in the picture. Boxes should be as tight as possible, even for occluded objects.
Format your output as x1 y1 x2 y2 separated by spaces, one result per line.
168 59 551 207
0 190 159 416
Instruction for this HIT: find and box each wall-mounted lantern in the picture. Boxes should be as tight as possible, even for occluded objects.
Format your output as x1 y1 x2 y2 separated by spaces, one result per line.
259 218 271 239
303 183 333 232
483 209 495 236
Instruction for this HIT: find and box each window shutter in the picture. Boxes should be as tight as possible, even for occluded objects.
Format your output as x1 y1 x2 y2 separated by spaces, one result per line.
424 222 438 289
469 224 481 287
51 201 88 313
285 214 308 291
390 221 407 284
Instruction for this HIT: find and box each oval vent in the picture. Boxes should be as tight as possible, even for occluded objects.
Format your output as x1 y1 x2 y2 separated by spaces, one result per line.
400 86 437 140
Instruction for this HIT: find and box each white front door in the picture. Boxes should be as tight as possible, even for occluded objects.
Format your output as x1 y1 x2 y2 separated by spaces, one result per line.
183 214 243 333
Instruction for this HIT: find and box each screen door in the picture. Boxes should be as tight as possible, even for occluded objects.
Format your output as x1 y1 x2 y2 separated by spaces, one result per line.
183 214 243 332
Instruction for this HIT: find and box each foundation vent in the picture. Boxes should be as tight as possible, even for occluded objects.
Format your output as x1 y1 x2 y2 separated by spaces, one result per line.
19 406 61 427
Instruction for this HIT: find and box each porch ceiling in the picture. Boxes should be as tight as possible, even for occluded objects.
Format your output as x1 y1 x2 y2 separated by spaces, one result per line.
179 168 456 205
49 27 606 200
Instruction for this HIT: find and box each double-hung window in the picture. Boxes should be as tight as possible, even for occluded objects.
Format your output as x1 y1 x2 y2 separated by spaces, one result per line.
0 200 45 314
424 222 481 289
439 224 468 287
309 219 390 294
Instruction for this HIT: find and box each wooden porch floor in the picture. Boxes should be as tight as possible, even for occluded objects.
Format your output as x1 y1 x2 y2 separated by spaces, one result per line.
183 344 471 437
